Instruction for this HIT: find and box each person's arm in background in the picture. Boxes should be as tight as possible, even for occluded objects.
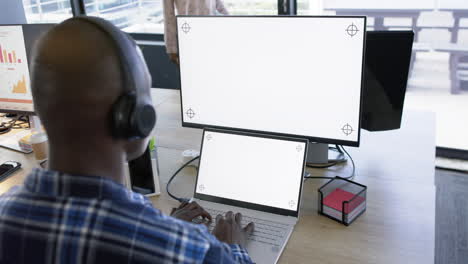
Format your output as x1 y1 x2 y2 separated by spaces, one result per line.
215 0 229 15
163 0 179 64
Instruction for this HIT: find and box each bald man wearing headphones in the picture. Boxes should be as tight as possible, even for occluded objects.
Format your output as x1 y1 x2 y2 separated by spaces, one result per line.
0 17 253 264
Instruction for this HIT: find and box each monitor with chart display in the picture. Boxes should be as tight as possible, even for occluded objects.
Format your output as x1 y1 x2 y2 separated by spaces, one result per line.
0 24 53 114
177 16 366 146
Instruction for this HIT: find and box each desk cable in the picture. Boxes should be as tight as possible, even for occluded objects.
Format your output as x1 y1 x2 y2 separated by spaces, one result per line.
306 144 347 169
304 145 356 180
167 156 199 203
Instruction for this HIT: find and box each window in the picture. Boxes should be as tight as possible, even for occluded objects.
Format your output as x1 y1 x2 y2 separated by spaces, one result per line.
84 0 164 34
22 0 73 23
297 0 322 15
83 0 278 33
223 0 277 15
320 0 468 157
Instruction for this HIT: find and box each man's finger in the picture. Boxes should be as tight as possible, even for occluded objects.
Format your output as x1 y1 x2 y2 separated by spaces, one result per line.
186 202 198 210
194 203 212 221
178 201 188 209
235 213 242 224
187 202 212 221
216 214 223 223
186 208 203 221
188 208 212 221
200 207 212 221
225 211 234 222
244 222 255 235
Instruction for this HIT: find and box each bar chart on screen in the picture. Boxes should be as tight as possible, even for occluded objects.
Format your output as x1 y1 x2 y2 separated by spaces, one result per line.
0 45 23 64
0 26 33 112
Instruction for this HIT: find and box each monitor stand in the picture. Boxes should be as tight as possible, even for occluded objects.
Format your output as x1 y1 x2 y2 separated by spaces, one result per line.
307 143 347 165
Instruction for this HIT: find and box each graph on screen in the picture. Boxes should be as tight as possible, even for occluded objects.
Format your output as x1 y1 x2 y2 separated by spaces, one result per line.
12 76 27 94
0 45 23 64
0 26 33 112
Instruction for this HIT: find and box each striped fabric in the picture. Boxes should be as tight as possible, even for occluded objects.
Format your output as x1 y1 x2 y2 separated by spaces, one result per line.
0 169 253 264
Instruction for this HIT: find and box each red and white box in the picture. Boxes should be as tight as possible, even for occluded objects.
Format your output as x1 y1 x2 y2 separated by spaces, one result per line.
318 177 367 226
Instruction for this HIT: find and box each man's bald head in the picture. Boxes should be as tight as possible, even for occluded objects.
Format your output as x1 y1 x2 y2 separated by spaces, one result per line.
31 19 122 141
31 18 152 162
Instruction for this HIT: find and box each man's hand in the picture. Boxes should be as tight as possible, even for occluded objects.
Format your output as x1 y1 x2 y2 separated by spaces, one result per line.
170 201 212 223
212 211 254 248
171 202 211 223
168 53 179 65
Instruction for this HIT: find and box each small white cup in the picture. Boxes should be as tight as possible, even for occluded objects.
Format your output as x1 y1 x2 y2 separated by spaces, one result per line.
30 132 48 163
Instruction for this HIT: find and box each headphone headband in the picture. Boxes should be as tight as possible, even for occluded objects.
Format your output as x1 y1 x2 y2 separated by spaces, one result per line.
71 16 156 139
74 16 140 93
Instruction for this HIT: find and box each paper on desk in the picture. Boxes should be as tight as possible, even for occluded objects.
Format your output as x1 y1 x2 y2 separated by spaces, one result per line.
0 129 32 153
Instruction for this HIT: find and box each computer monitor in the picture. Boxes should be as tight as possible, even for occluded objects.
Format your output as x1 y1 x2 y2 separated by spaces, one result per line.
362 31 414 131
0 24 54 115
177 16 366 147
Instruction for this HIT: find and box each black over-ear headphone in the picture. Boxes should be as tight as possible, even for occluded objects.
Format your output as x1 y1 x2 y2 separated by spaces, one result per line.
74 16 156 140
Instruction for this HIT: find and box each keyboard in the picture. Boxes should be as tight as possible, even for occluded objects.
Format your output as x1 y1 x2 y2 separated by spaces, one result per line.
194 207 289 247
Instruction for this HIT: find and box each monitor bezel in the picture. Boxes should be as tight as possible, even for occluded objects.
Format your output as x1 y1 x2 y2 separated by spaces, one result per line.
194 128 308 218
176 15 367 147
0 23 55 115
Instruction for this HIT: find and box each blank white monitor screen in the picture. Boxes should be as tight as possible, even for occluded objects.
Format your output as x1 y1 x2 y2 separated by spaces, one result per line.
195 130 307 213
178 16 366 146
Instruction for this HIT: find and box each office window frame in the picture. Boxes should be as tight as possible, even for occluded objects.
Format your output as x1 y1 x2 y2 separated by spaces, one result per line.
72 0 296 19
23 0 75 23
69 0 296 50
70 0 85 16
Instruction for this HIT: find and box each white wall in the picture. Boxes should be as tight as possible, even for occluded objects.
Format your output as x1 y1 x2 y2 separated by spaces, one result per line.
0 0 27 24
438 0 468 10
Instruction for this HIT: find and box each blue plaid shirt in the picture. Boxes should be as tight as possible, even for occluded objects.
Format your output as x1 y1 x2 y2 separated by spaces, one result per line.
0 169 253 264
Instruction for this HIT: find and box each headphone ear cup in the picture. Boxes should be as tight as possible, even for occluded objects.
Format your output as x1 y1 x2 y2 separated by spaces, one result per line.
111 92 156 139
111 93 137 139
131 104 156 138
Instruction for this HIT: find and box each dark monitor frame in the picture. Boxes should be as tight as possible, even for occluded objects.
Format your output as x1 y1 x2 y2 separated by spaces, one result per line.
437 147 468 161
0 23 55 115
177 16 367 147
